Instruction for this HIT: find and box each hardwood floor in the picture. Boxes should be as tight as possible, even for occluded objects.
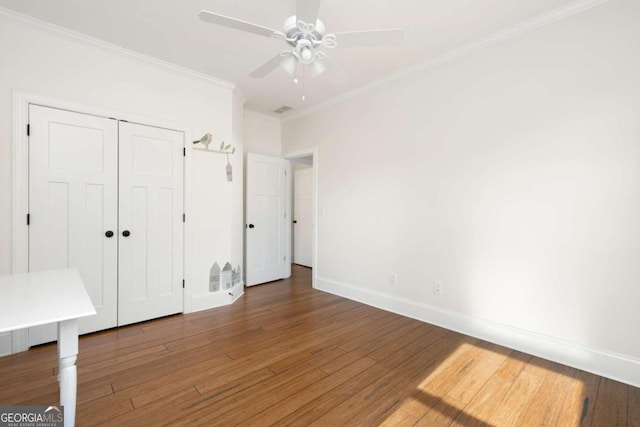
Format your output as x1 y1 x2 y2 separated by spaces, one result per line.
1 265 638 426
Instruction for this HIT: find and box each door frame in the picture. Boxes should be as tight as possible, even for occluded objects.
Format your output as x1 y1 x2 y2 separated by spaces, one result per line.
11 90 192 353
283 147 318 288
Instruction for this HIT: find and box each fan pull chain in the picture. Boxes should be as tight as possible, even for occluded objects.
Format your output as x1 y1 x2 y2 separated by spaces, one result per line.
302 66 306 101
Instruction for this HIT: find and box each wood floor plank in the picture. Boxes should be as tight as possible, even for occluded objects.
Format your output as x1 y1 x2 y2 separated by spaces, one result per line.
75 392 134 426
413 395 473 427
378 408 421 426
367 322 441 361
100 386 201 426
184 368 328 426
238 356 378 426
110 341 236 391
448 376 513 427
555 366 601 427
310 334 463 426
449 353 531 427
0 366 57 399
629 384 640 427
266 345 346 375
483 360 549 426
592 377 628 427
275 363 391 426
515 363 575 427
124 354 235 408
0 265 636 426
318 349 366 375
445 342 511 404
398 338 486 419
394 341 510 426
495 350 531 382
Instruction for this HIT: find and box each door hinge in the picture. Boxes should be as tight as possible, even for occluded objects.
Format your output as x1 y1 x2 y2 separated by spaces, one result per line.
182 279 185 289
27 124 30 136
26 213 30 225
183 147 186 157
183 213 186 223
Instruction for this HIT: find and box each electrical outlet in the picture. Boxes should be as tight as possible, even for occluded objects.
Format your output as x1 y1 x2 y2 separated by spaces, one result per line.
390 273 398 286
434 281 443 295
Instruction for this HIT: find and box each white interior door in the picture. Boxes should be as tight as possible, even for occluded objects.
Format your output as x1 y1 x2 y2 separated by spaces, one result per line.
28 105 118 345
246 153 288 286
293 167 313 268
118 121 184 326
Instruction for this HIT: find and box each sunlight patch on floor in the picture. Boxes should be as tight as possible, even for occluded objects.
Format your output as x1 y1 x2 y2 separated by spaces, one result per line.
378 339 590 426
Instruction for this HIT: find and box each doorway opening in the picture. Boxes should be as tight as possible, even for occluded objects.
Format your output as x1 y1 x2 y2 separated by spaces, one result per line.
285 149 316 288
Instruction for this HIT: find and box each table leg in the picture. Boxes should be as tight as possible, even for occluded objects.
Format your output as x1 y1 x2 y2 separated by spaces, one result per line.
58 319 79 427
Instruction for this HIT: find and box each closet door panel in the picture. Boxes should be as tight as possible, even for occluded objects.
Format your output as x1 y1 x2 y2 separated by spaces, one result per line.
118 122 184 326
28 105 118 345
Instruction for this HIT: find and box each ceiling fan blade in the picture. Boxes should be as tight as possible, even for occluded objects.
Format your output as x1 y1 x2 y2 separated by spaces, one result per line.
249 54 286 78
198 10 277 38
296 0 322 25
325 56 348 82
333 28 404 48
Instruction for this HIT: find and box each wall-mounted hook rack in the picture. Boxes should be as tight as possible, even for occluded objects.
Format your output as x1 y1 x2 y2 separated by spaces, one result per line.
192 134 236 181
192 147 233 155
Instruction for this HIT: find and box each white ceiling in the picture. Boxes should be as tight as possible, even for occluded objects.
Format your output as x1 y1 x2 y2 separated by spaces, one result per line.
0 0 583 116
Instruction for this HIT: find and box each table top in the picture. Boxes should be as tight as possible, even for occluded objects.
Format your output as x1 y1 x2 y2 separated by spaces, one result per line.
0 269 96 333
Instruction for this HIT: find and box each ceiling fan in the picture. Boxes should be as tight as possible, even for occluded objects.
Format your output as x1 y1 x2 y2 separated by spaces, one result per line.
198 0 404 82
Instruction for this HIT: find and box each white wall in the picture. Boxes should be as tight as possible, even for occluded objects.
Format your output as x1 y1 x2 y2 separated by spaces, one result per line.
0 11 243 336
283 0 640 386
243 111 282 157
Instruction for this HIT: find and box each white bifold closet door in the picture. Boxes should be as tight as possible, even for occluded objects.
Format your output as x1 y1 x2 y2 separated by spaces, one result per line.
28 105 183 346
117 122 184 326
28 105 119 345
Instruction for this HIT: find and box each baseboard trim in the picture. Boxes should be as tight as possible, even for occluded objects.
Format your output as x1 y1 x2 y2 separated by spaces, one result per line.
188 281 245 313
229 282 245 304
317 276 640 388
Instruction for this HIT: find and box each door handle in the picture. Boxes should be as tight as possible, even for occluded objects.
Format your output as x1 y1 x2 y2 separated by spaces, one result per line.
105 230 114 238
292 220 297 224
247 224 255 229
122 230 131 237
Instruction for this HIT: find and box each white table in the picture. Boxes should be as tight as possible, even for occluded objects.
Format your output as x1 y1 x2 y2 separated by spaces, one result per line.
0 269 96 427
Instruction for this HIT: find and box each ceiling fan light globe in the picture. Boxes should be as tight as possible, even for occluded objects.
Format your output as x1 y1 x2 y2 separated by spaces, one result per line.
280 54 298 76
310 60 326 77
300 47 313 61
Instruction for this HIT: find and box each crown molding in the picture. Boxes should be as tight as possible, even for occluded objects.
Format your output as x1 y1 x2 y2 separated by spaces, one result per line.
0 6 235 90
233 87 247 106
283 0 612 123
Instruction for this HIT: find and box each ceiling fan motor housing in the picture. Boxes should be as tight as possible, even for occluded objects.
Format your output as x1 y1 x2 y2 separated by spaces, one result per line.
283 15 326 46
283 15 328 65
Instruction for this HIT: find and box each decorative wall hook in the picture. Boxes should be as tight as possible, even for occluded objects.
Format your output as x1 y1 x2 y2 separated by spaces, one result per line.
192 134 236 181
